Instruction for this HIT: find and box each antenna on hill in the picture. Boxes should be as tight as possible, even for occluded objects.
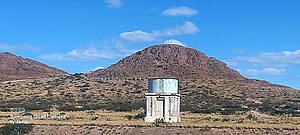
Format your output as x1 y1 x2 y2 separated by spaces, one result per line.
166 39 172 44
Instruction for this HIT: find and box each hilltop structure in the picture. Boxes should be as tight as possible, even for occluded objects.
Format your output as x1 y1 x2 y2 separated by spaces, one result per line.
145 78 181 123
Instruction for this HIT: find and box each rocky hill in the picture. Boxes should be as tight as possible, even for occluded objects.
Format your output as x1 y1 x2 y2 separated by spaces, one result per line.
89 44 290 89
89 44 244 80
0 52 68 81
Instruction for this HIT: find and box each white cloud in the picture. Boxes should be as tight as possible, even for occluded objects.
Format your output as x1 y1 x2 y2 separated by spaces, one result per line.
163 39 185 46
162 6 198 17
40 40 137 61
40 48 115 61
0 43 40 52
66 48 121 60
227 49 300 79
105 0 124 8
39 53 66 61
239 68 287 77
224 60 238 67
119 21 199 42
163 21 198 36
237 49 300 67
93 66 105 71
119 30 159 42
76 66 106 74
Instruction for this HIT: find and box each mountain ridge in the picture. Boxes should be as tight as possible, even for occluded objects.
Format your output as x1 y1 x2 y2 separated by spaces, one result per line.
0 52 68 81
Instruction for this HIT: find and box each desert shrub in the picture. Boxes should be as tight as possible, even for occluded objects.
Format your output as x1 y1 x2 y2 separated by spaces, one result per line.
247 114 257 121
221 118 231 122
0 124 33 135
0 106 9 112
180 101 194 112
220 108 238 115
126 112 145 120
104 101 144 112
58 101 145 112
258 103 273 113
91 116 98 120
125 115 134 120
0 99 50 112
57 104 80 111
182 97 243 115
257 102 300 116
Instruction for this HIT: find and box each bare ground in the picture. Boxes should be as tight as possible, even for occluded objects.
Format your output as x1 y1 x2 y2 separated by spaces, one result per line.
24 125 300 135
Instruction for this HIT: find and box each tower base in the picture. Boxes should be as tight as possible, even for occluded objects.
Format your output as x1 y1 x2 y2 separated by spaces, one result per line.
144 93 180 123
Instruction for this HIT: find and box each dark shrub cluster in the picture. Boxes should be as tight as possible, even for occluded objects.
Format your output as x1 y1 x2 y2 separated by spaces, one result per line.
0 124 33 135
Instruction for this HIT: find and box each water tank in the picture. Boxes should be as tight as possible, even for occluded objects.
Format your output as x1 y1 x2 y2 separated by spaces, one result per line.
148 78 178 94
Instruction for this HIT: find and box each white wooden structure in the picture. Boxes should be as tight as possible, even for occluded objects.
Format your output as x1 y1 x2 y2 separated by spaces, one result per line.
145 78 181 123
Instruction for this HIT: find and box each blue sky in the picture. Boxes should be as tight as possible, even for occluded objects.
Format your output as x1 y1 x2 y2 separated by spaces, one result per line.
1 0 300 89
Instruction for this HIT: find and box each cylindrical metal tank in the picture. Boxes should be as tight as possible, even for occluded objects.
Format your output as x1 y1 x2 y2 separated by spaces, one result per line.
148 78 178 94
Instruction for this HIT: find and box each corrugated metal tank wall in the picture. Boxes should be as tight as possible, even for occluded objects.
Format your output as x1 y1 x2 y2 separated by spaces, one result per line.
148 78 178 94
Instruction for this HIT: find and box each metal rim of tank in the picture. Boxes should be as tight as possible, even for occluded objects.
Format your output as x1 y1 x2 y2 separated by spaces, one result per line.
148 77 179 80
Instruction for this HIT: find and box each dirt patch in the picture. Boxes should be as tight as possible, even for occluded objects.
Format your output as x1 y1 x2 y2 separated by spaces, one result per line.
22 125 300 135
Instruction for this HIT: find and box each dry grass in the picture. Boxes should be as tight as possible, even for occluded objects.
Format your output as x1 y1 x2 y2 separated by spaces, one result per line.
1 110 299 130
